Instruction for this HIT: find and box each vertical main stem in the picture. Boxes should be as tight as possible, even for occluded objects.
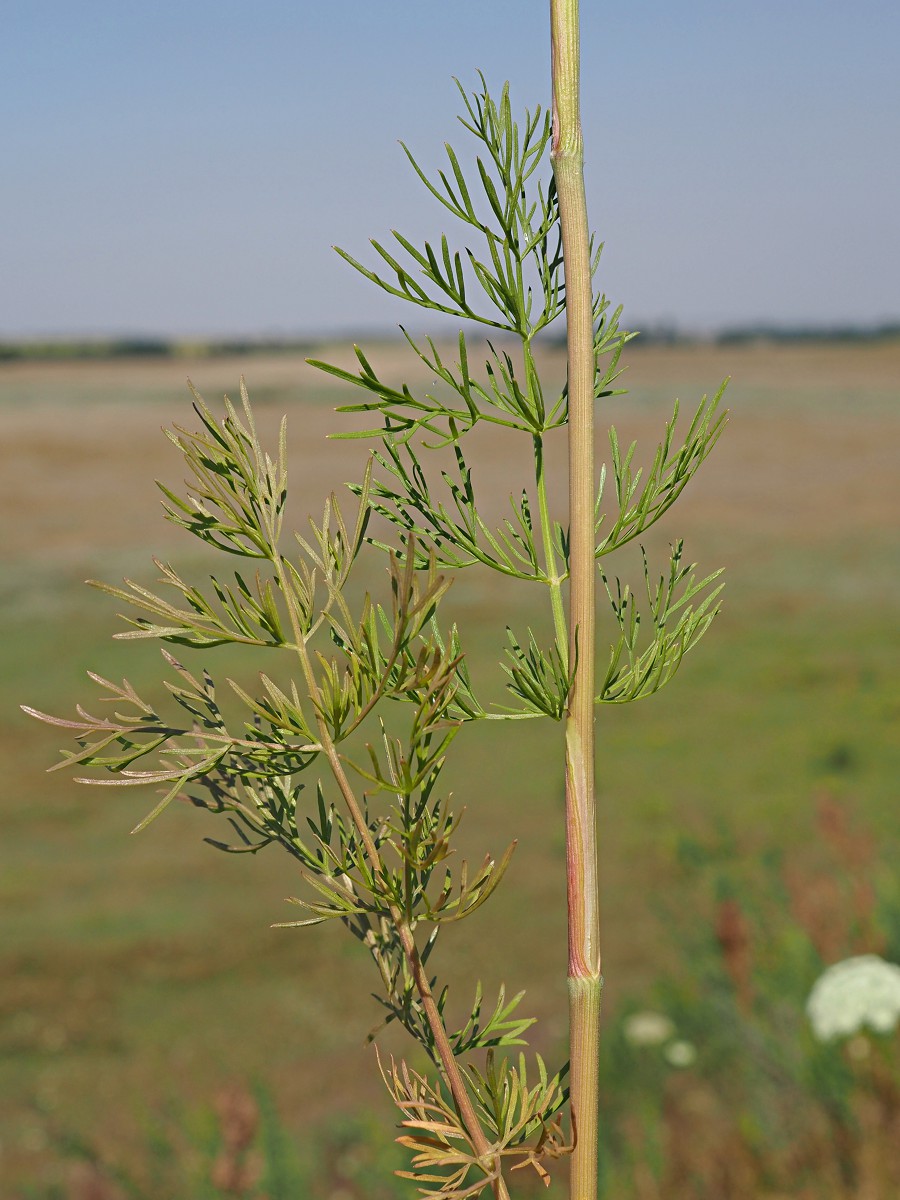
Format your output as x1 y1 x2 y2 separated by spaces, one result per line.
550 2 603 1199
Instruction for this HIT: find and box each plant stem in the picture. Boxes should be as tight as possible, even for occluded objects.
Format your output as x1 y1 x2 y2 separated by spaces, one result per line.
273 550 509 1199
550 2 603 1198
534 433 569 660
524 337 567 660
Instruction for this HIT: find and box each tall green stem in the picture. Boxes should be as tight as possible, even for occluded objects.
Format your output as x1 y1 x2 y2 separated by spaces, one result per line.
550 2 602 1198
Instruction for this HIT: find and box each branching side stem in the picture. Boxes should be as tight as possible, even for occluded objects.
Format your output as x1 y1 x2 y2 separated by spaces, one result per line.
550 2 603 1198
271 544 510 1200
534 433 568 659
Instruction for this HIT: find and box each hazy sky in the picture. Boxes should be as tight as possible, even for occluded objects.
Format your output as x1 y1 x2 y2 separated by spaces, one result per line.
4 0 898 337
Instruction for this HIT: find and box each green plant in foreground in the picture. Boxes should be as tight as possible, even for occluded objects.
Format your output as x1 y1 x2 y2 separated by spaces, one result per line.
26 6 727 1198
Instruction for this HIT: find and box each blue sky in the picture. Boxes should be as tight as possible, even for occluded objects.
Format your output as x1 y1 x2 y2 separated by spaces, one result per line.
3 0 898 337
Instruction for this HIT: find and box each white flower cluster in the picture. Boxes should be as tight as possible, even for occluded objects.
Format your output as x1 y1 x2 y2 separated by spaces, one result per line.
664 1039 697 1068
806 954 900 1042
623 1011 697 1068
623 1011 674 1046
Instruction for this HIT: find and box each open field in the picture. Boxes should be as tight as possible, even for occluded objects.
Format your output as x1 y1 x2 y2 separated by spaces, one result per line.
2 338 899 1197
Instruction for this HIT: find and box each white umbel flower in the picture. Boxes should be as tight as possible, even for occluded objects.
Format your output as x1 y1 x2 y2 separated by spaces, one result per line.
623 1011 675 1047
806 954 900 1042
664 1039 697 1068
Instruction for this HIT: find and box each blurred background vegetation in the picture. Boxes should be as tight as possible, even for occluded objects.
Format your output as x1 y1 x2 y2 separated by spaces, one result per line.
2 333 898 1198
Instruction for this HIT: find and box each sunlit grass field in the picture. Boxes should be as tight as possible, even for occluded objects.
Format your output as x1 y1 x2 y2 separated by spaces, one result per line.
2 338 899 1197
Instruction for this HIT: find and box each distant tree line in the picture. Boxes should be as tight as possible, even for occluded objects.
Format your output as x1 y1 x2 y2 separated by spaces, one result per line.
0 337 317 362
715 321 900 345
0 323 898 361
